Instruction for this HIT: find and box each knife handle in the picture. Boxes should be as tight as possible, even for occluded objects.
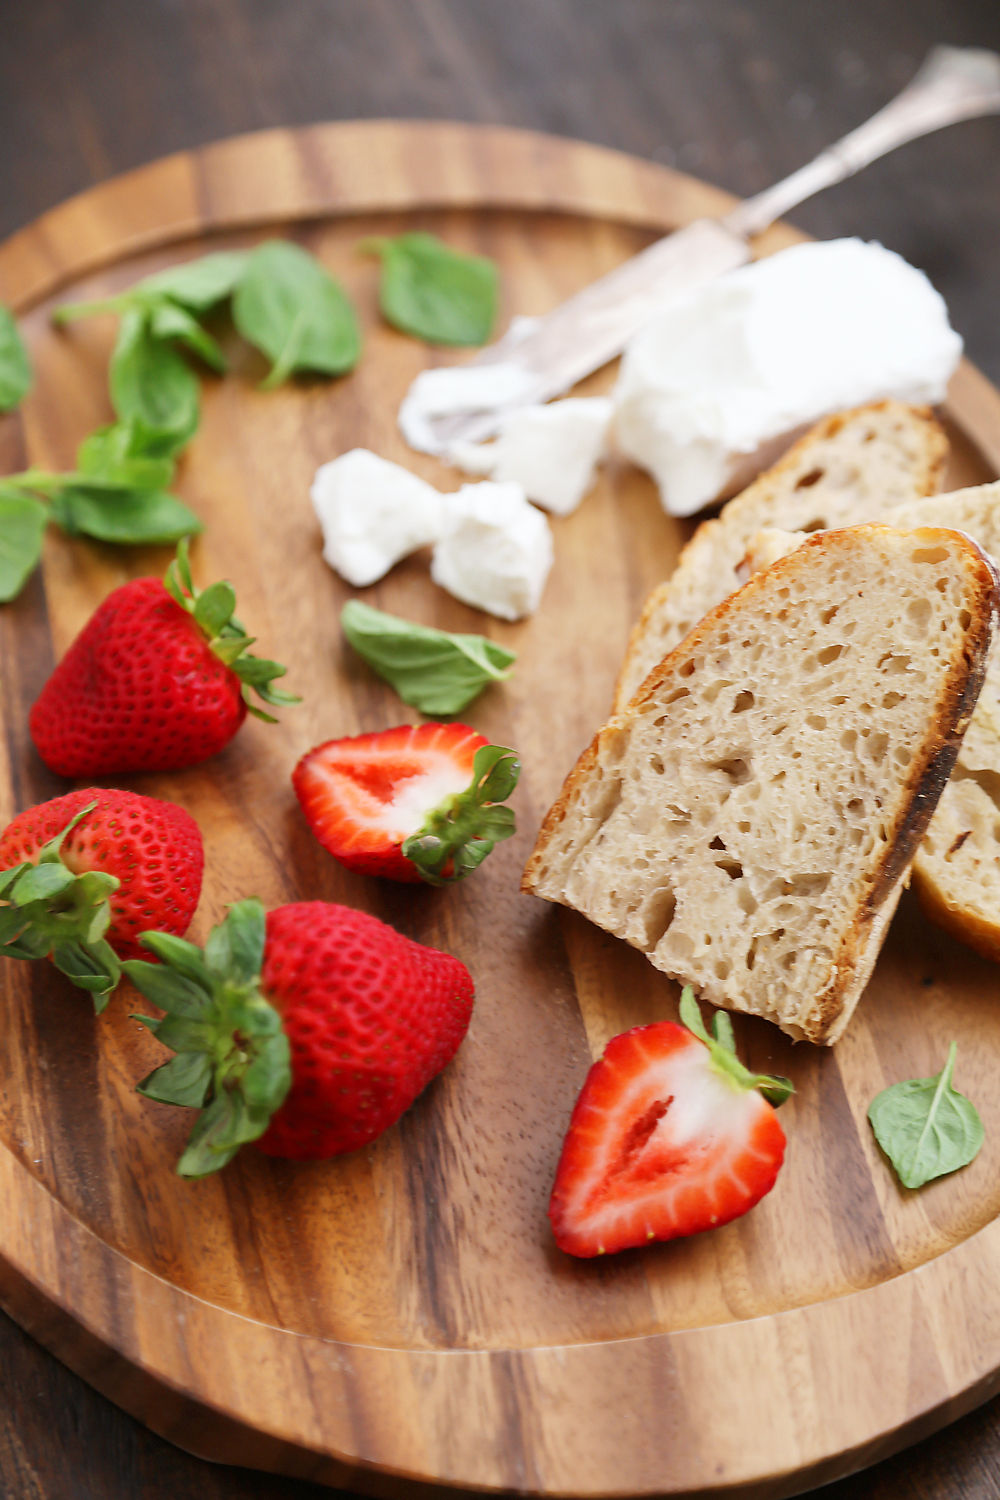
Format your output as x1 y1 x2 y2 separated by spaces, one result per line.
725 45 1000 240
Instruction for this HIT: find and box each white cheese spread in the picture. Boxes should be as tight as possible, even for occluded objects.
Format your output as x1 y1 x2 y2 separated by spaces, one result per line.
614 238 963 517
399 363 538 455
310 449 446 586
431 481 554 620
447 397 612 516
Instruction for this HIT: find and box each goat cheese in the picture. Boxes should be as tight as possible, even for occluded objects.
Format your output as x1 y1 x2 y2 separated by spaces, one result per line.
310 449 445 586
431 481 554 620
614 238 963 517
447 397 613 516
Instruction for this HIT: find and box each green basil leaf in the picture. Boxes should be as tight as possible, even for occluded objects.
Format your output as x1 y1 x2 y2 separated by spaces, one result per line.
50 483 202 546
232 240 361 388
0 490 46 602
341 600 515 714
148 299 227 373
363 232 498 346
136 251 249 311
109 308 200 447
0 305 31 410
77 421 176 492
869 1042 984 1190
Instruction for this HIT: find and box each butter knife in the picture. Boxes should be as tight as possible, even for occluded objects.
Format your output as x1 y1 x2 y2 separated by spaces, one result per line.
419 45 1000 453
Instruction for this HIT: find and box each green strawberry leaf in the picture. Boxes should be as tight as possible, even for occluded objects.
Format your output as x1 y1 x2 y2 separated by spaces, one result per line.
0 489 47 602
136 1050 213 1108
232 239 361 388
222 899 268 988
131 899 292 1178
341 600 516 715
361 232 498 346
402 743 520 885
122 956 212 1019
679 987 793 1106
868 1042 984 1190
0 305 31 410
163 540 298 715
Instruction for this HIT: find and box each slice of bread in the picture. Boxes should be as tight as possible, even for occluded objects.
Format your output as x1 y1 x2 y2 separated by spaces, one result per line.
524 526 998 1045
613 402 947 712
743 485 1000 963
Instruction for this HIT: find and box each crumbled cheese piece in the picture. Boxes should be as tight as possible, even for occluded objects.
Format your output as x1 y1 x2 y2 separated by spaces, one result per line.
431 482 554 620
447 398 612 516
614 238 963 517
399 362 538 455
310 449 445 587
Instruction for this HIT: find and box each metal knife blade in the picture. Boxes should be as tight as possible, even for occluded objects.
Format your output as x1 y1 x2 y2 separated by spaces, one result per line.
414 44 1000 455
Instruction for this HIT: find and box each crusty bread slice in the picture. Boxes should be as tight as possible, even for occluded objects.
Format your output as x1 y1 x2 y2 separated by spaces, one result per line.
524 526 998 1045
742 484 1000 963
613 402 947 712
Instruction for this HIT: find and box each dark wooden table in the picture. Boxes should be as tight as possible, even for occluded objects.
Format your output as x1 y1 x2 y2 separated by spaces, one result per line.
3 1 1000 1496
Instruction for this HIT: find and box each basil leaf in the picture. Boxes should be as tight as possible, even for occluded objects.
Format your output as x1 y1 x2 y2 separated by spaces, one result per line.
136 251 249 311
362 232 498 346
0 305 31 411
109 308 200 449
147 300 227 373
341 600 515 714
0 489 46 601
50 484 202 545
232 240 361 388
868 1042 984 1190
77 421 176 492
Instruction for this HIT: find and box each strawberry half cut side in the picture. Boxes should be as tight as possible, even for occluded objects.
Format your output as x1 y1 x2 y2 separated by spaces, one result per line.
548 989 792 1257
292 723 520 884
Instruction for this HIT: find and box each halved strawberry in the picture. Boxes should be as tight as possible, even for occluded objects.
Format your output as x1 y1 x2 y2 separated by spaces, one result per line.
549 989 791 1257
292 722 519 884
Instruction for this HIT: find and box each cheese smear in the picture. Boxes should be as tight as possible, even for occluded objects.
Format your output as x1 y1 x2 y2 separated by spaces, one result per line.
614 239 963 518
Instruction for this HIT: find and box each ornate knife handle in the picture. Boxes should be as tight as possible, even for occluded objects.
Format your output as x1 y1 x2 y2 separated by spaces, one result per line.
726 46 1000 240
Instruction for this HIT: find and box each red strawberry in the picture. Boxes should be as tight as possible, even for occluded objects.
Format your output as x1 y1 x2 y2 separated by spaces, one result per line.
29 540 297 778
0 788 204 1010
292 723 520 884
549 990 791 1257
125 897 474 1175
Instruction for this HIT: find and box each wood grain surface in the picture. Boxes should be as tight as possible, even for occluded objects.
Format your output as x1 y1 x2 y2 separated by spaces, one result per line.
5 2 1000 1500
3 113 1000 1499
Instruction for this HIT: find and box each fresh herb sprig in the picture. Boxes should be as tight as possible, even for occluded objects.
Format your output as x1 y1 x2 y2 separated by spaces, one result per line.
341 600 515 714
0 243 364 605
360 232 498 346
0 418 201 603
868 1041 983 1189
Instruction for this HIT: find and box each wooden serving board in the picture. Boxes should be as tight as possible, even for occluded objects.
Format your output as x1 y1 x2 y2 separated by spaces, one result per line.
2 120 1000 1500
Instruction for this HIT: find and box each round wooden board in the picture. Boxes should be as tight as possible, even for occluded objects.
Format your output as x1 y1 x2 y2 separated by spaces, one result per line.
2 120 1000 1500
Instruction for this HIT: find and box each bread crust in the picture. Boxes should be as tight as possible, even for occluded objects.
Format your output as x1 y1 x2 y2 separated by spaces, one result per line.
614 402 948 714
524 525 999 1045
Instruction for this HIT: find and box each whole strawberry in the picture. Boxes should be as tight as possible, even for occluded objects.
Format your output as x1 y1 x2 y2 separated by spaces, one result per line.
29 539 297 778
124 897 474 1176
0 788 204 1010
